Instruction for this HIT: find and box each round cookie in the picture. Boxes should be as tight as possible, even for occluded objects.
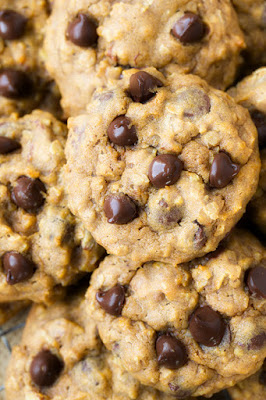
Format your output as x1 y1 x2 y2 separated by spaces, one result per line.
228 364 266 400
65 68 260 264
44 0 245 116
228 67 266 236
0 110 103 304
231 0 266 65
86 229 266 397
0 0 60 117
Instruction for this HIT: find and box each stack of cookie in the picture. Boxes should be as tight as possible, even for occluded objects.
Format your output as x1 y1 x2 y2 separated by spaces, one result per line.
0 1 265 399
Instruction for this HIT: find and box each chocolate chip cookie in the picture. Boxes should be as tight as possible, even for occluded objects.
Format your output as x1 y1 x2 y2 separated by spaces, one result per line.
65 68 260 264
228 363 266 400
229 67 266 236
0 110 103 304
85 229 266 397
44 0 245 116
0 0 60 117
232 0 266 65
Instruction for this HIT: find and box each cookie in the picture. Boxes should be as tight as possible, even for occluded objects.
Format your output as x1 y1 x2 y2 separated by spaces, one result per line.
85 229 266 397
0 0 60 117
65 68 260 264
228 67 266 236
228 363 266 400
232 0 266 65
0 110 103 304
44 0 245 116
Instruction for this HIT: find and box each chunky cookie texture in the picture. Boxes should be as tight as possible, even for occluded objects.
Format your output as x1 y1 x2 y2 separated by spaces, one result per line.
228 363 266 400
232 0 266 65
86 229 266 397
229 67 266 236
0 0 60 117
6 293 188 400
65 68 260 264
44 0 245 116
0 110 103 304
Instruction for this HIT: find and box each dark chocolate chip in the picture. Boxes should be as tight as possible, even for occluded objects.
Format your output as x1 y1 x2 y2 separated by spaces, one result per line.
189 306 226 347
129 71 163 103
248 332 266 350
2 251 35 285
250 110 266 149
158 206 182 226
103 194 138 224
0 69 33 98
172 12 206 44
11 176 46 212
30 350 63 387
156 333 187 370
0 136 21 154
0 10 27 40
96 284 125 316
194 222 207 249
247 266 266 298
259 369 266 386
66 13 98 47
209 152 240 188
148 154 183 188
107 116 137 146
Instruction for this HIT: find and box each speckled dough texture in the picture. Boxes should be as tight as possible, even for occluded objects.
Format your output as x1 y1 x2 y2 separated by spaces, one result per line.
6 293 186 400
86 229 266 397
65 68 260 264
229 67 266 235
228 366 266 400
44 0 245 116
0 110 103 304
232 0 266 65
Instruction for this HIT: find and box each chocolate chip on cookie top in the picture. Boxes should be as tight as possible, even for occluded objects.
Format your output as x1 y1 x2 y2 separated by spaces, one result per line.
0 69 33 99
30 349 63 387
2 251 35 284
0 9 27 40
129 71 163 103
11 176 46 213
107 116 137 146
96 284 125 316
66 13 98 47
209 152 240 188
0 136 21 154
156 333 187 369
247 266 266 299
104 194 138 224
148 154 183 188
172 12 206 43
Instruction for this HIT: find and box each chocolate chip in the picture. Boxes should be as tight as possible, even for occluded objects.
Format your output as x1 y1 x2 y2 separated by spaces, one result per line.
107 116 137 146
103 194 138 224
0 69 33 98
247 266 266 298
172 13 206 44
248 332 266 350
209 152 240 189
156 333 187 370
158 206 182 226
194 222 207 249
2 252 35 285
0 136 21 154
96 284 125 316
189 306 226 347
148 154 183 188
259 369 266 386
11 176 46 212
168 384 191 398
250 110 266 149
66 13 98 47
30 350 63 387
129 71 163 103
0 10 27 40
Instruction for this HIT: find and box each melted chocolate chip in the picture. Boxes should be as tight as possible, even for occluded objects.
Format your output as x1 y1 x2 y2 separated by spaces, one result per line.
209 152 240 189
148 154 183 188
172 13 206 44
66 13 98 47
30 350 63 387
156 333 187 370
247 266 266 298
107 116 137 146
250 110 266 149
11 176 46 212
248 332 266 350
0 136 21 154
104 194 138 224
0 69 33 98
189 306 226 347
96 284 125 316
129 71 163 103
194 222 207 249
2 252 35 285
0 10 27 40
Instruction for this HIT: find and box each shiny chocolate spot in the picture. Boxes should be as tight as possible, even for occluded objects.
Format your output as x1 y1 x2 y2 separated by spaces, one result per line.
30 350 63 387
172 13 206 44
250 110 266 149
0 69 33 98
66 13 98 47
209 152 240 188
107 116 137 146
0 10 27 40
148 154 183 188
11 176 46 212
0 136 21 154
104 194 138 224
189 306 226 347
96 284 125 316
2 251 35 284
156 333 187 370
129 71 163 103
247 266 266 298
